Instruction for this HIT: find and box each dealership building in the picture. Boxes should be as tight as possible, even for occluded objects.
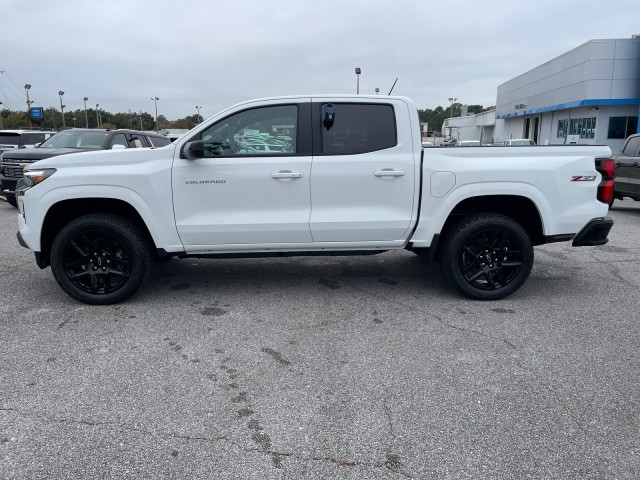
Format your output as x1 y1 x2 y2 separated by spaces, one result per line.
447 36 640 153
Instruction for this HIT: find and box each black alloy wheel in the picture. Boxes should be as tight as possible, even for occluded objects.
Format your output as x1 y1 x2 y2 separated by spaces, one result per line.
441 213 534 300
50 214 151 304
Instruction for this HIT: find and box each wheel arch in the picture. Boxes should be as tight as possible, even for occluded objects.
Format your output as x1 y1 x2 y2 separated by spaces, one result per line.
438 194 544 249
39 198 158 268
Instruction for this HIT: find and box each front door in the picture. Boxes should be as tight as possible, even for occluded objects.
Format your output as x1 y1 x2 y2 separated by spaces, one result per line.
172 102 314 248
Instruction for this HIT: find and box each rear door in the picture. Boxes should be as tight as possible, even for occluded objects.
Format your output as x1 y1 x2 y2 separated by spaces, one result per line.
309 99 418 242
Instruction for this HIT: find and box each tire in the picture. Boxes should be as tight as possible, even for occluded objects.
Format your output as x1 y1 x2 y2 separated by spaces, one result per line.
6 195 17 207
440 213 534 300
50 214 152 305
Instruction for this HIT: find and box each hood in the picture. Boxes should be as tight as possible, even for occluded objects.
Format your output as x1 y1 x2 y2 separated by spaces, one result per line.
0 148 86 161
30 145 176 169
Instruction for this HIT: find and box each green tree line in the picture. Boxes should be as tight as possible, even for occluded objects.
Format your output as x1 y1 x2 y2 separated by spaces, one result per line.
0 107 200 131
418 103 493 134
2 102 493 134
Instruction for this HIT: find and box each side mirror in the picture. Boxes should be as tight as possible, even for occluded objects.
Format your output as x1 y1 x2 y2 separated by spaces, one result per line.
111 144 127 150
182 140 205 159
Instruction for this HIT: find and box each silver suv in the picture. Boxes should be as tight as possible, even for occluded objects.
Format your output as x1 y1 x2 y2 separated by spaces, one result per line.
0 129 57 153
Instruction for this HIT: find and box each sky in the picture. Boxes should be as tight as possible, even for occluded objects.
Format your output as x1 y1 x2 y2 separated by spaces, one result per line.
1 0 638 121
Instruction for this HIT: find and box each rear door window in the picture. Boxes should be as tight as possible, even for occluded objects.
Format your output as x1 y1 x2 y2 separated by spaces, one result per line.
147 135 171 147
318 103 397 155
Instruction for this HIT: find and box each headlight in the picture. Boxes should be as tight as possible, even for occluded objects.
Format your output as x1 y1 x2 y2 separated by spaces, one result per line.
22 168 57 187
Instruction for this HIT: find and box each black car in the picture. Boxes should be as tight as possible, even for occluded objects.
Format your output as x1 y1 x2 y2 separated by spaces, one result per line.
0 128 172 206
611 133 640 207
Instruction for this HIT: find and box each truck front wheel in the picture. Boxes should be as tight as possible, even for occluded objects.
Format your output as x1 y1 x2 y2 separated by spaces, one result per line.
440 213 534 300
50 214 152 305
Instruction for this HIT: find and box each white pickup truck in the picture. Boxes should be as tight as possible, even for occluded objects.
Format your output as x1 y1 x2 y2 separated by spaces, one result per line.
15 95 614 304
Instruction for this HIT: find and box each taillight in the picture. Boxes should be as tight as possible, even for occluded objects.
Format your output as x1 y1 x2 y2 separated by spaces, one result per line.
595 158 614 204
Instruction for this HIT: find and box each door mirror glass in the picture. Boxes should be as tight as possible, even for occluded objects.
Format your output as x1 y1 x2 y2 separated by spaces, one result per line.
183 140 205 159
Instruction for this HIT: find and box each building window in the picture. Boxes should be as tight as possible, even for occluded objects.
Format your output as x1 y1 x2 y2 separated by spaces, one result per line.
557 119 567 138
558 117 596 139
608 116 638 139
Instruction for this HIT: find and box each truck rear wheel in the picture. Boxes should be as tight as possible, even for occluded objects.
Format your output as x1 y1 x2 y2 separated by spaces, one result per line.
440 213 533 300
50 214 152 305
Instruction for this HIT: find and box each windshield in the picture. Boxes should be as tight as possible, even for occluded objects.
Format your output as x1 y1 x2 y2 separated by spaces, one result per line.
0 134 20 146
39 131 110 149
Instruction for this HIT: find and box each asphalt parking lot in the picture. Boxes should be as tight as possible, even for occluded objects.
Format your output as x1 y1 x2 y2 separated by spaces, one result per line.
1 197 639 479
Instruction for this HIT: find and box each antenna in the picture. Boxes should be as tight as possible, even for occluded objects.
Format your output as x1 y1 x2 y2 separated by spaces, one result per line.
387 77 398 95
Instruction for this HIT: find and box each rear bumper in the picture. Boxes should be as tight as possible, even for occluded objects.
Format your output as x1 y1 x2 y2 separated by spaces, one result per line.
572 217 614 247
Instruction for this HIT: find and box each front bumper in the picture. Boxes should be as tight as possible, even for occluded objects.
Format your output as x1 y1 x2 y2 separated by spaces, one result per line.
572 217 614 247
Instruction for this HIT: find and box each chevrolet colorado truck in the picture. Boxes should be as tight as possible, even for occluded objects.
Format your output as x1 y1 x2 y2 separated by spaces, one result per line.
15 95 614 304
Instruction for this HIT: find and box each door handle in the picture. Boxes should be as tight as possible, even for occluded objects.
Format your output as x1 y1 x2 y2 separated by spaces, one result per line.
374 169 405 177
272 171 303 180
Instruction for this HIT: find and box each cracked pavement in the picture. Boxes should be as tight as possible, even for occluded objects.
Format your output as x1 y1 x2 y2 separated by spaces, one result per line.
1 197 639 479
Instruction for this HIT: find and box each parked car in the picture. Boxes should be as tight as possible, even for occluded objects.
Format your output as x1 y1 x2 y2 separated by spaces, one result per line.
610 133 640 207
503 139 536 146
440 138 456 146
0 129 57 154
1 128 171 206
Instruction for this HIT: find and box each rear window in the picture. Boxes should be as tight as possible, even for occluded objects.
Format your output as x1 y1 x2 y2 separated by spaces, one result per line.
0 133 20 146
320 103 397 155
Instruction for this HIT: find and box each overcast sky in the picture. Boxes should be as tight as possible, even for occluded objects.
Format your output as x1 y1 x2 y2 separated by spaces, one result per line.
1 0 638 120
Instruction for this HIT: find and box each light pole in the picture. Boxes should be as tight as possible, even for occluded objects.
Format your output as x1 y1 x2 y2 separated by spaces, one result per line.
83 97 89 127
195 105 201 123
58 91 66 129
448 97 457 119
128 109 133 128
95 104 100 128
24 84 32 126
151 97 159 132
355 67 361 94
0 101 4 129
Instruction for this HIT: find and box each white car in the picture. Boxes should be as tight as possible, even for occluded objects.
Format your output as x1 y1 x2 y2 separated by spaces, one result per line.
0 129 57 153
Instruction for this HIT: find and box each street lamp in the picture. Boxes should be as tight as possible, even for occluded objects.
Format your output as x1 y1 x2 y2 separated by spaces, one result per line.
151 97 159 132
195 105 201 123
83 97 89 127
95 104 100 128
355 67 361 94
448 97 457 119
24 84 32 126
58 91 66 129
0 101 4 129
